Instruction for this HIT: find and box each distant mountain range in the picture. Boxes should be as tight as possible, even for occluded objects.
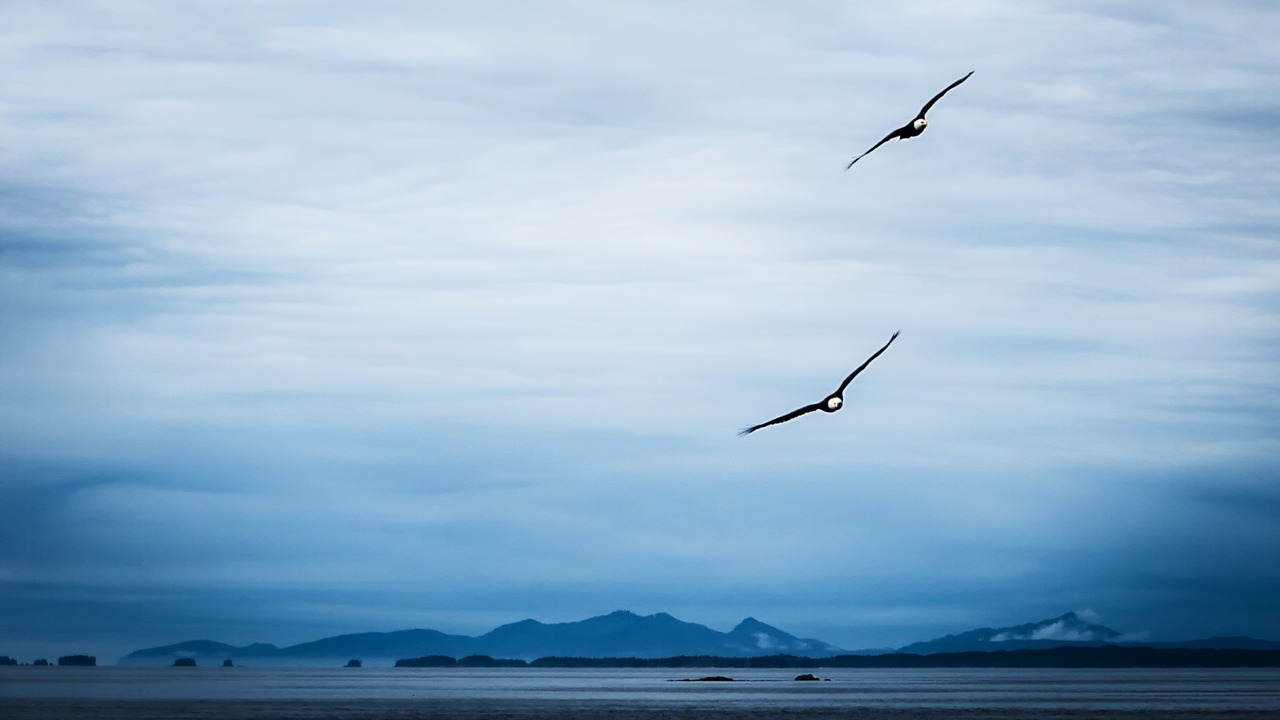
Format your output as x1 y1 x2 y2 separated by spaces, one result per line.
117 610 1280 666
898 611 1122 653
898 612 1280 654
118 610 844 666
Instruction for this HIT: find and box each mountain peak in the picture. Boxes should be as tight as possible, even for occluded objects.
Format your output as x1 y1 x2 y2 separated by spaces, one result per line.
989 612 1119 643
901 611 1123 654
726 617 847 656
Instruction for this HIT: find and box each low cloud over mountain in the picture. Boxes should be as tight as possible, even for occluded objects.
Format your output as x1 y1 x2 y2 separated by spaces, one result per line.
902 612 1124 654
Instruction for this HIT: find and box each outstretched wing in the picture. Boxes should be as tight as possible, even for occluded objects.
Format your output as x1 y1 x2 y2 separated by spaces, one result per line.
834 330 900 395
738 402 824 436
845 126 909 170
916 71 973 119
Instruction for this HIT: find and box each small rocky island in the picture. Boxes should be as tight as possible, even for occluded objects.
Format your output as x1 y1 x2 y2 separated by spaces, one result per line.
58 655 96 666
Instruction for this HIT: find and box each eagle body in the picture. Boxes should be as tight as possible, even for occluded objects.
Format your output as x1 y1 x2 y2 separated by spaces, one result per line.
845 72 971 170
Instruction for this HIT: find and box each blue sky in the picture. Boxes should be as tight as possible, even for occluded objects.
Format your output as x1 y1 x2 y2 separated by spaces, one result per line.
2 1 1278 662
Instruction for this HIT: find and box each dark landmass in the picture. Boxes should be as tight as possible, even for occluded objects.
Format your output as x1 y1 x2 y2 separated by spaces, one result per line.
172 658 197 667
900 611 1120 653
115 609 1280 667
394 654 529 668
57 655 96 666
119 610 843 666
0 655 16 666
393 655 462 667
287 629 469 660
521 646 1280 668
899 613 1280 655
458 655 528 667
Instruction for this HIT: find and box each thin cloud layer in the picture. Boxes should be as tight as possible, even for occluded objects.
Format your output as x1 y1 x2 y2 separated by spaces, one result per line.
1 1 1278 661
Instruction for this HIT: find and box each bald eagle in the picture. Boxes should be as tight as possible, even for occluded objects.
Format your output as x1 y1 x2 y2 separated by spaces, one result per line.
846 71 973 170
739 331 900 435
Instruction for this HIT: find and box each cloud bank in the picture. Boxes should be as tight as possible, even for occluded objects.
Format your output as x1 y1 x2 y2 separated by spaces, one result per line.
1 0 1278 660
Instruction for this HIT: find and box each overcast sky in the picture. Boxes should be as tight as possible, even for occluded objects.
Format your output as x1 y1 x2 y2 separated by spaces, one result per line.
3 0 1278 662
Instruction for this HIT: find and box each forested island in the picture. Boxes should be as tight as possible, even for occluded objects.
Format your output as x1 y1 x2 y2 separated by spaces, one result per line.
57 655 97 666
396 654 532 667
0 656 91 667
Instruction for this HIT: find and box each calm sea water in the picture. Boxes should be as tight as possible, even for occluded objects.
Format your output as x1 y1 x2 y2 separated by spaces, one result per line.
2 666 1279 719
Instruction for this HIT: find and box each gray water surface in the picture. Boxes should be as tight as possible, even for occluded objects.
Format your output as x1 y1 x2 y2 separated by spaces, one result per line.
3 666 1278 719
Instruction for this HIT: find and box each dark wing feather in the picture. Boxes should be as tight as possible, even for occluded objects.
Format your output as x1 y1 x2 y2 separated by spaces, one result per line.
834 330 900 395
845 126 908 170
738 402 823 436
916 71 973 119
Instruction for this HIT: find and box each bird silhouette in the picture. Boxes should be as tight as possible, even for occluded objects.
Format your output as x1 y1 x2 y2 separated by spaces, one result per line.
739 331 900 436
845 71 973 170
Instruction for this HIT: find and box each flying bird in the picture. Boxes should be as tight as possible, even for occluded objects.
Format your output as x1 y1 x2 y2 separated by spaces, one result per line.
845 71 973 170
739 330 900 436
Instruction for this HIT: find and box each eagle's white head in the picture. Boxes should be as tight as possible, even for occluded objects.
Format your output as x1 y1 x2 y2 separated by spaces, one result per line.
826 396 843 411
913 118 928 131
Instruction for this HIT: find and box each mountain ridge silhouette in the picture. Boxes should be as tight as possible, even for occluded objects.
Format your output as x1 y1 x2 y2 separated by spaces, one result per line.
117 609 1280 666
